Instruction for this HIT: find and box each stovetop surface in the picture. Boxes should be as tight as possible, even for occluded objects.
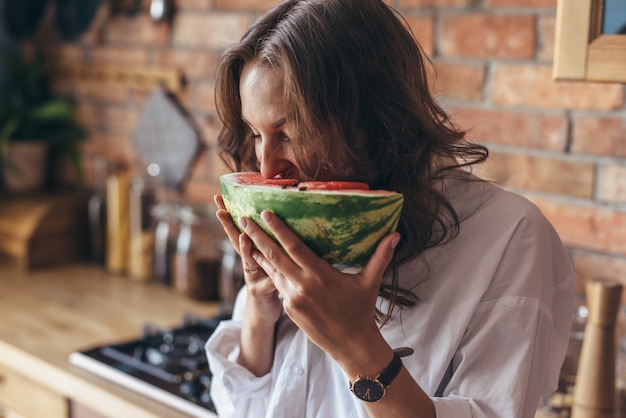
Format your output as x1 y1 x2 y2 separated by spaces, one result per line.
69 313 229 418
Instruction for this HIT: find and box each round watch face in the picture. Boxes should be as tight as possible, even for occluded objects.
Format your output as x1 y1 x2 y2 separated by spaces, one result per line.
351 377 385 402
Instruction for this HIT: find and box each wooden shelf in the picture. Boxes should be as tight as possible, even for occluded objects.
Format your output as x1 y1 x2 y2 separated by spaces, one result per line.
51 62 184 92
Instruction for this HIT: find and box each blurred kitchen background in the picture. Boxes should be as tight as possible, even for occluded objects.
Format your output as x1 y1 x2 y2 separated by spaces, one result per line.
0 1 624 417
0 0 623 294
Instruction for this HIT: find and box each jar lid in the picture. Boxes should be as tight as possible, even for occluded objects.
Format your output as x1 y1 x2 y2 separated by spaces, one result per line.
151 200 185 219
178 204 216 225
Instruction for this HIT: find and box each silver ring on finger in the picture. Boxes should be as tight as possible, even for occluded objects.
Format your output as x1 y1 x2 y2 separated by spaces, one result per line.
245 267 259 275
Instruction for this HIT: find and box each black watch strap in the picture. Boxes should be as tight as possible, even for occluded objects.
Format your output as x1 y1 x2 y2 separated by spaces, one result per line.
378 351 402 387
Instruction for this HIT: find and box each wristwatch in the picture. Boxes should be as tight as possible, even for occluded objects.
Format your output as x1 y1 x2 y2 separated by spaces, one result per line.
349 352 403 402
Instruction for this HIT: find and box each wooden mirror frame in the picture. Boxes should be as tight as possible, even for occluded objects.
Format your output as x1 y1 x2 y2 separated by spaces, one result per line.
553 0 626 83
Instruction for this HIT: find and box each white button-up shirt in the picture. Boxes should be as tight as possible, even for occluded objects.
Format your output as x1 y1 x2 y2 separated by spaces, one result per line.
206 178 574 418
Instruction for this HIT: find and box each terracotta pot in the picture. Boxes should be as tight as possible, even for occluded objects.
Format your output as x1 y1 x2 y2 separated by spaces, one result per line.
2 141 49 193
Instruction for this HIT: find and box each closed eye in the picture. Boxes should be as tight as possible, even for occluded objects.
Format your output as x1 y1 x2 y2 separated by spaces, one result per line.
277 132 291 143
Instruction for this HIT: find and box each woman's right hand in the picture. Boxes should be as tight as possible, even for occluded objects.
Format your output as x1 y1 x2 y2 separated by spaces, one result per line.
215 194 282 376
214 194 282 326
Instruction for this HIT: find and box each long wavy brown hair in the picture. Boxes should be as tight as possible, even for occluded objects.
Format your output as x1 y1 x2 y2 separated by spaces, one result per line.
214 0 488 323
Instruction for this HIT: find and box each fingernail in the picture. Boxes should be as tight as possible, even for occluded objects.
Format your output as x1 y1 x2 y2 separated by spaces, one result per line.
261 211 272 223
391 235 400 249
238 216 248 229
251 250 260 261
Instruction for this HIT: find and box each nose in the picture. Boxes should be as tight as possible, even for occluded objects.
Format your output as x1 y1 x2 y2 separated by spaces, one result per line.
257 138 291 179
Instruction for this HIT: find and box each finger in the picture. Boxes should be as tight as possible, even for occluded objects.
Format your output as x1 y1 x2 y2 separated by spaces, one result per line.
214 194 240 240
239 233 260 273
240 234 277 294
238 214 303 278
214 194 226 210
215 207 243 253
217 210 241 252
360 232 400 286
256 210 321 272
251 249 283 292
237 216 282 262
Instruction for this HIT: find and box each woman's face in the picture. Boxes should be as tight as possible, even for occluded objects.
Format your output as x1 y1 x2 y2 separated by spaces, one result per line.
239 61 305 180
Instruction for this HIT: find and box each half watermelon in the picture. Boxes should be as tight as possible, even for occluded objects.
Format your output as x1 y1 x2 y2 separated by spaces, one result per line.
220 172 404 269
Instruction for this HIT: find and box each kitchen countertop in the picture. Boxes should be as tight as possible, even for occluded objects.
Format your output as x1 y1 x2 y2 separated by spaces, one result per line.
0 258 566 418
0 257 221 418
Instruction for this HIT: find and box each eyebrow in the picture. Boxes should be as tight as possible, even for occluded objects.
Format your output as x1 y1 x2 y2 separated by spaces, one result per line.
242 117 288 130
271 117 287 129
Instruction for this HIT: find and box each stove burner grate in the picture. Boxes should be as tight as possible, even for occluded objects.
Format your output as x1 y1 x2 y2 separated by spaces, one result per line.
69 313 228 417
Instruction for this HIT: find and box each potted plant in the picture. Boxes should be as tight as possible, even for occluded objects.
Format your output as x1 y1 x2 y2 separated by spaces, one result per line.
0 47 87 192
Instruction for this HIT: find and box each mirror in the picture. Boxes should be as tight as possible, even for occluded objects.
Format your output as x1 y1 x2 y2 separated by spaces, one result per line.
553 0 626 83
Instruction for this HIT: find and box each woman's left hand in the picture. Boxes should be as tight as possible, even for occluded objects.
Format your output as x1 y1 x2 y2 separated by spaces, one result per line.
237 210 400 366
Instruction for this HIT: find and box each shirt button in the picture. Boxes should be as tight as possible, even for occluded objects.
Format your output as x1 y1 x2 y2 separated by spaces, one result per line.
292 363 304 375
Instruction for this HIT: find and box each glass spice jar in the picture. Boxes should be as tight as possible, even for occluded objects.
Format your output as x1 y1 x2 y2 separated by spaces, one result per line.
218 238 244 316
87 156 109 264
127 163 162 282
152 199 184 285
171 205 224 300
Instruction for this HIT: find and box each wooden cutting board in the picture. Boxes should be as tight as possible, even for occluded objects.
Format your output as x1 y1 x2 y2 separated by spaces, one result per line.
0 191 89 269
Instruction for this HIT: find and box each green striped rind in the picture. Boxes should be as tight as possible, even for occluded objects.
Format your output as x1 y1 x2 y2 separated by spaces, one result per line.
220 173 404 268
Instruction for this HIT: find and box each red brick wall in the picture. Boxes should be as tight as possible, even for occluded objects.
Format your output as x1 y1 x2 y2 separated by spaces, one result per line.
31 0 626 297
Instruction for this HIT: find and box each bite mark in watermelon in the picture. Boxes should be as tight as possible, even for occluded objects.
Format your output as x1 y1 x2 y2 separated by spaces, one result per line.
220 172 404 269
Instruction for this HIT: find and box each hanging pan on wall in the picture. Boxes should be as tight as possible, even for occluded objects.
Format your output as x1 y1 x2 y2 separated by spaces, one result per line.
54 0 102 41
2 0 48 40
1 0 102 42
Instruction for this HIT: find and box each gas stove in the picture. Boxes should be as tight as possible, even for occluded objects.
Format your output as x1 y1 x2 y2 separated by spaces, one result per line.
69 313 229 418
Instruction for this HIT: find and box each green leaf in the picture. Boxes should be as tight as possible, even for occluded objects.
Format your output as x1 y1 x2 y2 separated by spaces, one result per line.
29 101 74 121
0 118 19 140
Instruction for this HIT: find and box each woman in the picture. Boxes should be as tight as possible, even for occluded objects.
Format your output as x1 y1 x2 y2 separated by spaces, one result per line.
205 0 574 417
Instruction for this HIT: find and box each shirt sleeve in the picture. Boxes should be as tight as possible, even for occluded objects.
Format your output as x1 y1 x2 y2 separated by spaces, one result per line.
431 207 574 418
205 288 273 418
